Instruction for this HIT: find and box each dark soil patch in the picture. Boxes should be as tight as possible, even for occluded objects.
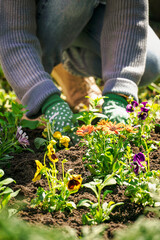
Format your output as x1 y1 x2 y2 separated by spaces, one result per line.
3 121 160 239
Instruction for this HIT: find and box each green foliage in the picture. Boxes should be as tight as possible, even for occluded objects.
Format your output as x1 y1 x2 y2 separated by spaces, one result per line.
0 101 30 163
0 89 37 163
114 216 160 240
81 128 131 177
75 96 106 125
117 162 160 206
0 169 20 216
0 213 106 240
78 175 123 225
0 214 78 240
21 119 39 130
76 96 160 207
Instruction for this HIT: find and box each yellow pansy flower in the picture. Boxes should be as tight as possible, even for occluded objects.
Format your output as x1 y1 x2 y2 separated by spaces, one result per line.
50 139 57 145
59 136 70 148
67 175 83 192
47 143 58 162
32 160 44 182
53 131 62 139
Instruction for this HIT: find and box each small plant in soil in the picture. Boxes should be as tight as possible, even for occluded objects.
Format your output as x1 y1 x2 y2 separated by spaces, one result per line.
117 152 160 206
74 96 106 125
31 141 82 212
78 174 123 225
0 92 31 163
0 169 20 216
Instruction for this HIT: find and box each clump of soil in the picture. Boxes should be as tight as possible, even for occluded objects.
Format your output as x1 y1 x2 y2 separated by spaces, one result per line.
3 121 160 239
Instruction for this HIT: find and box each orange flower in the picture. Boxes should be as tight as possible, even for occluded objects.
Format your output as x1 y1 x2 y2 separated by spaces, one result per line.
105 122 125 134
97 121 125 134
125 125 138 133
97 119 109 126
76 125 95 137
67 175 83 192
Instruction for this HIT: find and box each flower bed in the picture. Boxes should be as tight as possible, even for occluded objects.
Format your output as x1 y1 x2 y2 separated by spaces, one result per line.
1 90 160 239
2 120 160 239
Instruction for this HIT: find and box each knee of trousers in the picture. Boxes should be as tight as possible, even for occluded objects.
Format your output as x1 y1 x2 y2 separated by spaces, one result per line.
139 26 160 87
36 0 99 73
62 47 102 78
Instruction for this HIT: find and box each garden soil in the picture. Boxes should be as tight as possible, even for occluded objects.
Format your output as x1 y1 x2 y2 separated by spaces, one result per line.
3 121 160 239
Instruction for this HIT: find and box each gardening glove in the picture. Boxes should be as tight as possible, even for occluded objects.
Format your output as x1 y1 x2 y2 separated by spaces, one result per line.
102 93 129 123
42 94 80 145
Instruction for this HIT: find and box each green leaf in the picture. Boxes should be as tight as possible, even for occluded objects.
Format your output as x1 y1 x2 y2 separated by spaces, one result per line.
0 178 15 186
113 161 120 173
21 119 39 129
0 187 13 195
0 155 14 162
82 213 93 225
106 202 123 216
77 199 92 208
63 125 71 132
1 194 11 208
0 169 4 178
66 201 77 209
12 102 24 114
102 190 112 202
91 202 98 209
83 182 99 199
34 137 47 149
9 189 20 198
102 175 116 189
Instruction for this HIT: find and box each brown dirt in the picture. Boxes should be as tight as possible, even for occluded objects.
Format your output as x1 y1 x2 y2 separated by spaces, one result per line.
3 121 160 239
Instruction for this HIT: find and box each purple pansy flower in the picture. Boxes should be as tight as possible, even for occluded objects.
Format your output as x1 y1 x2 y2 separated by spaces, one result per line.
141 101 148 107
132 100 139 108
16 126 30 147
137 111 148 120
131 152 147 175
126 101 139 113
140 106 150 112
126 104 134 113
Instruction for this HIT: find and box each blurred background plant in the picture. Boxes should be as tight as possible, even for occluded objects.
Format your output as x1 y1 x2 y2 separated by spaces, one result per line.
0 169 19 217
0 212 106 240
114 216 160 240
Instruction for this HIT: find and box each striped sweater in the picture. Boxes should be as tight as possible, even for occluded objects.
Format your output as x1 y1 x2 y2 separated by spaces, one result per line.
0 0 148 118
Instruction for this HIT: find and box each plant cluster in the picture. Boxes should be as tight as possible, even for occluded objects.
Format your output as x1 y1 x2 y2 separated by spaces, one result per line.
31 141 82 212
34 118 71 151
0 98 31 163
76 95 160 207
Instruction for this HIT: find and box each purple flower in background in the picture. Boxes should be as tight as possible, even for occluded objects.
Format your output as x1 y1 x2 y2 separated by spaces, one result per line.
132 101 139 108
126 101 139 113
126 104 134 113
134 152 145 163
131 162 139 175
137 111 148 120
141 106 150 113
141 102 148 107
16 126 29 147
131 152 147 175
